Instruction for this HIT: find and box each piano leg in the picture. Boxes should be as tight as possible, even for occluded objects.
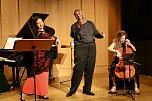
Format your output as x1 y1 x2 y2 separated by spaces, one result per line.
9 66 20 89
11 66 16 89
0 63 4 72
16 65 20 87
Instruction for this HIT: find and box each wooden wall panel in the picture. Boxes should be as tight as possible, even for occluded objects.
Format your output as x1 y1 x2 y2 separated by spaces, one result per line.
45 0 59 36
108 0 121 64
0 0 1 47
95 0 108 68
82 0 95 22
1 0 19 46
18 0 45 29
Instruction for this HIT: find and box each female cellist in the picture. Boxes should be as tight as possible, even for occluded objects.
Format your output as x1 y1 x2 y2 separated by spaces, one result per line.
108 30 139 93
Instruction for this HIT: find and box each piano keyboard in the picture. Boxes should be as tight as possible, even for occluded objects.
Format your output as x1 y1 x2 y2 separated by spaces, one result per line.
0 57 15 63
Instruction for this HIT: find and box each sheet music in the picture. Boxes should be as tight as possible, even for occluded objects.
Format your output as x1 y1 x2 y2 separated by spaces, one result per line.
3 37 23 49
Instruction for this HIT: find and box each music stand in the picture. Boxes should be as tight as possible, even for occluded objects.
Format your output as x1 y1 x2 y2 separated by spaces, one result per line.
14 39 55 101
123 53 134 65
117 53 135 100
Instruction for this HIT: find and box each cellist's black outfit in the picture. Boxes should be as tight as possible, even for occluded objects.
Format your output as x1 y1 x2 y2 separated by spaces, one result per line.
66 20 104 97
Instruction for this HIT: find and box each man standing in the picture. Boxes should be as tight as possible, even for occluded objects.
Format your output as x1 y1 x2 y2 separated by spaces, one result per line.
66 9 105 97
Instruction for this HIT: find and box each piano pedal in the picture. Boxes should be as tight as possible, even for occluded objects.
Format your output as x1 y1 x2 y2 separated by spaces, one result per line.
8 82 20 90
49 76 55 83
8 84 14 91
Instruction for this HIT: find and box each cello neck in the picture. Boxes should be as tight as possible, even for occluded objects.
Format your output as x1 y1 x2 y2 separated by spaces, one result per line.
122 41 127 54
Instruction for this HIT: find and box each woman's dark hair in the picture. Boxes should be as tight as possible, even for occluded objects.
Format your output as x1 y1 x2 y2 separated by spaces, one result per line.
32 16 41 30
31 16 47 35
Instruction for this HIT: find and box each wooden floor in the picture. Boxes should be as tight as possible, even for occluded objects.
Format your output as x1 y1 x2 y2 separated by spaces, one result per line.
0 70 152 101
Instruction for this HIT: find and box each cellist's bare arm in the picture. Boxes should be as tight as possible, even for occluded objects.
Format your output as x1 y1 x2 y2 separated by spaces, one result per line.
108 42 117 53
108 42 121 57
126 39 136 52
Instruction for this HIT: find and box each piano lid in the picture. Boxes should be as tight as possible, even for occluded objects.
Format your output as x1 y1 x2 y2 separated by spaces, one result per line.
16 13 49 39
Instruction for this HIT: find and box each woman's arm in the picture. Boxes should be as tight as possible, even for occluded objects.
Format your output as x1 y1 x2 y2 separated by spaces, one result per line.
125 39 136 52
108 42 117 53
108 42 121 57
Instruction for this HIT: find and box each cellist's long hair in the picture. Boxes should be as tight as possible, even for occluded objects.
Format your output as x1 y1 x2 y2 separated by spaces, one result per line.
114 30 128 49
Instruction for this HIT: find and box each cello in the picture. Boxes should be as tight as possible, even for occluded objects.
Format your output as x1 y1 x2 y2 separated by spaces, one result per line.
114 44 135 79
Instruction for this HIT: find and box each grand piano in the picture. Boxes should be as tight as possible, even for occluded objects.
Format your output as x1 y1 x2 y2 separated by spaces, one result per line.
0 13 49 89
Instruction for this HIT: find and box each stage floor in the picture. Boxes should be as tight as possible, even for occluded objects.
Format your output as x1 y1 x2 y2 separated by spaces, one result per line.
0 69 152 101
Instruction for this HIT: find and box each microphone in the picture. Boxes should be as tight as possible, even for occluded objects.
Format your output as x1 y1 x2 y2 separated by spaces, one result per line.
73 28 80 35
73 28 81 42
70 41 74 46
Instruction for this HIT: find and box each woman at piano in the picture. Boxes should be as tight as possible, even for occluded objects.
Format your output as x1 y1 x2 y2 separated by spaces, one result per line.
20 16 60 101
